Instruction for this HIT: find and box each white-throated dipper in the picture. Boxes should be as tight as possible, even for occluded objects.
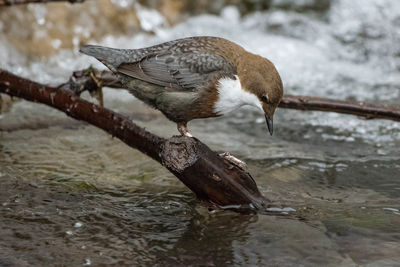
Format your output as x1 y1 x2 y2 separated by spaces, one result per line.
80 36 283 137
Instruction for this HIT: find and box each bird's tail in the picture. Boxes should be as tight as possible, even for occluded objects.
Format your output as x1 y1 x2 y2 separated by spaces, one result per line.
79 45 129 71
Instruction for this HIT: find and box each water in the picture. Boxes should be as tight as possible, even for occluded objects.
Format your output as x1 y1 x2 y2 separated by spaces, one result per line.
1 0 400 265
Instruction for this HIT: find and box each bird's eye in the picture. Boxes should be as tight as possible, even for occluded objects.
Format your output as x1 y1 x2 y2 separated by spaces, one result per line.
261 95 269 103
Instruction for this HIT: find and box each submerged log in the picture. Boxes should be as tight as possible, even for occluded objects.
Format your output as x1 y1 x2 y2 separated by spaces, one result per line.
0 69 267 211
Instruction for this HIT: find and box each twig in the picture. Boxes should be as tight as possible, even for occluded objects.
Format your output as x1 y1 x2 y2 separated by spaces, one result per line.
280 95 400 122
0 69 268 212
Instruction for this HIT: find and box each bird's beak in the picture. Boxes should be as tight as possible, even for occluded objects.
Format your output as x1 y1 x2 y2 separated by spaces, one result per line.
265 115 273 136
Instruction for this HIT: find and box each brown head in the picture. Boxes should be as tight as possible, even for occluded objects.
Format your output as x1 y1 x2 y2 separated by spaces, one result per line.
236 53 284 135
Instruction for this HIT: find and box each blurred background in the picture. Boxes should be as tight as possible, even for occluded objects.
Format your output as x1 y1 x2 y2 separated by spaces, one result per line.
1 0 400 266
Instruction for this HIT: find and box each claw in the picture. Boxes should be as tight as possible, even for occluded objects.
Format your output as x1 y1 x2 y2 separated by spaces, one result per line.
177 123 193 137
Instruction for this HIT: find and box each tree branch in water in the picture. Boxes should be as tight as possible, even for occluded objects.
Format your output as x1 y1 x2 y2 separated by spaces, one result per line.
0 69 268 212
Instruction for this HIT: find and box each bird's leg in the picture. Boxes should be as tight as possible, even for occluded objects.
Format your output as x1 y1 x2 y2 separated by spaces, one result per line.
177 123 193 138
219 152 247 170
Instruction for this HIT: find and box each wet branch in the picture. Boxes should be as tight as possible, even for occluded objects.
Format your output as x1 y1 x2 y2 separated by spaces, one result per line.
76 69 400 122
0 0 83 5
280 95 400 122
0 69 267 211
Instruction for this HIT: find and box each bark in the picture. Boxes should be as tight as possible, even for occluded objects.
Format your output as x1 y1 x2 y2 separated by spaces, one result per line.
0 0 83 5
0 69 267 212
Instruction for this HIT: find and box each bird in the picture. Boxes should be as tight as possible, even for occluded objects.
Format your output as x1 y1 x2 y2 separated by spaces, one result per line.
80 36 283 138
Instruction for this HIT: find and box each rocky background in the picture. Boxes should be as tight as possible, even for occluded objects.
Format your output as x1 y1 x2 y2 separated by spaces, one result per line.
0 0 331 57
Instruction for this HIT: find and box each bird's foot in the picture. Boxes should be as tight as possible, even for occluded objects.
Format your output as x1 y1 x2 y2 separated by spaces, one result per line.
89 72 104 106
219 152 247 170
177 123 193 138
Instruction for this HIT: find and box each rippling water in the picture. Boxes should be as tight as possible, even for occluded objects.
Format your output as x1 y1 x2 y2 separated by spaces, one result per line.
1 0 400 266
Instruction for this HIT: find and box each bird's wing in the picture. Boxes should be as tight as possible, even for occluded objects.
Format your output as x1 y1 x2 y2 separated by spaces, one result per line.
117 51 236 91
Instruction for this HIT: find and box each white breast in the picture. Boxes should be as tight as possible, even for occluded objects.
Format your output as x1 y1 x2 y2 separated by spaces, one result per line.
214 75 262 115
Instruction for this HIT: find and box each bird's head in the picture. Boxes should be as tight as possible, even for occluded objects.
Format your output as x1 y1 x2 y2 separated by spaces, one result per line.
239 55 283 135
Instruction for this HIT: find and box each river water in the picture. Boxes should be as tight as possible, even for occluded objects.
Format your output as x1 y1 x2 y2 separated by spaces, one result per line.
1 0 400 266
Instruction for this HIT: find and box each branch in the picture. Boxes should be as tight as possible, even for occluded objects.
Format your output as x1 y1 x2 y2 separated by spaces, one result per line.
280 95 400 122
0 69 268 212
0 0 83 5
70 69 400 122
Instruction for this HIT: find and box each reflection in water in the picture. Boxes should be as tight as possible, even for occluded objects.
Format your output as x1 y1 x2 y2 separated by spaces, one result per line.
1 0 400 265
159 212 256 265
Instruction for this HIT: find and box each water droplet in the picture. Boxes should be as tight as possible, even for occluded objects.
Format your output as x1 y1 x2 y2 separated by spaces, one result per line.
66 230 73 235
83 258 91 266
255 117 264 124
383 207 399 212
220 204 242 210
267 207 295 213
74 222 83 228
282 207 296 212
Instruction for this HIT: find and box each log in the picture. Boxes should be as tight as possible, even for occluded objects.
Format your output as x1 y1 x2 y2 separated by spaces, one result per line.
0 69 268 212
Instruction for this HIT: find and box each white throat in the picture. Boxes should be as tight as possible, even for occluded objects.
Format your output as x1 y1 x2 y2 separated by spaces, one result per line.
214 75 262 115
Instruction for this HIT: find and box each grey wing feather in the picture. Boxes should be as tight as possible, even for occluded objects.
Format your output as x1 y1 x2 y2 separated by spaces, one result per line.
117 52 234 90
81 37 236 91
118 53 178 88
